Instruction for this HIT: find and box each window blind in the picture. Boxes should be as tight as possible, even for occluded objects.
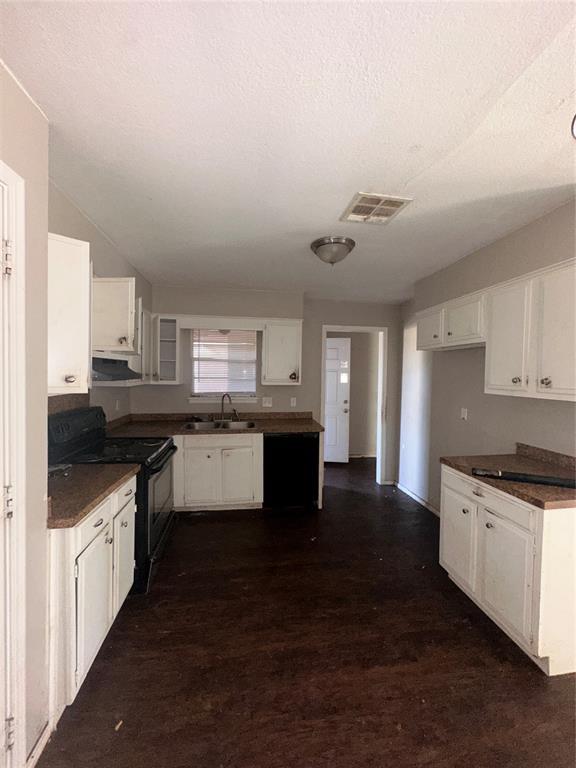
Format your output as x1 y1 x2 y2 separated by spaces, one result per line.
191 329 257 395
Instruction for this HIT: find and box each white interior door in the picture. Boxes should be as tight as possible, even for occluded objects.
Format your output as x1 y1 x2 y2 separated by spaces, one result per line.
324 338 351 463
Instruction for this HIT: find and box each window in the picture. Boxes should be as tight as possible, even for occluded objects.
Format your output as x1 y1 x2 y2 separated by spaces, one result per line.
191 329 257 396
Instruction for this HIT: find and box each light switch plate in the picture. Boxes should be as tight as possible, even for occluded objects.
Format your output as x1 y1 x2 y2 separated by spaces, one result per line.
290 397 297 408
262 397 273 408
460 407 468 421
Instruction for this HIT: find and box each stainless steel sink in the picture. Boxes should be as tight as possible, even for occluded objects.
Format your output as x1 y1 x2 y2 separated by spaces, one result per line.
184 420 257 431
184 422 217 431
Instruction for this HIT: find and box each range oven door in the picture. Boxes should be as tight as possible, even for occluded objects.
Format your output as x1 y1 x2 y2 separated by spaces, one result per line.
147 446 176 554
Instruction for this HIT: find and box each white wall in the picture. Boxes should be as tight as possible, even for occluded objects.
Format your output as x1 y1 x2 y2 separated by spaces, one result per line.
0 62 50 754
48 183 153 420
327 331 379 457
400 201 576 510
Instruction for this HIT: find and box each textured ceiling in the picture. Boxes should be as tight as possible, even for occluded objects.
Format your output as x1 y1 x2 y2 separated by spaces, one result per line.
1 2 575 301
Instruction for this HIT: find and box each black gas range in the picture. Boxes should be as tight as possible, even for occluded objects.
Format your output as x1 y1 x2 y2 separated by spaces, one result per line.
48 406 177 593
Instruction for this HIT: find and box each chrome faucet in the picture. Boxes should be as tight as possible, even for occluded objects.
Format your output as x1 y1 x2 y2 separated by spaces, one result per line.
220 393 239 421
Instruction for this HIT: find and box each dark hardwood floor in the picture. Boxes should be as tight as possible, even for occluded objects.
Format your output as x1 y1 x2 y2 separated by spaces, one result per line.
38 459 575 768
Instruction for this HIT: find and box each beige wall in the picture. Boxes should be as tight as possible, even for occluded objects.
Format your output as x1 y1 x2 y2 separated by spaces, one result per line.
401 201 576 509
327 331 379 457
48 183 153 420
131 289 403 482
0 63 50 753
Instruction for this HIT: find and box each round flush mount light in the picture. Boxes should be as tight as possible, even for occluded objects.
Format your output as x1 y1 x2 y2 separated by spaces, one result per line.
311 236 356 265
572 113 576 140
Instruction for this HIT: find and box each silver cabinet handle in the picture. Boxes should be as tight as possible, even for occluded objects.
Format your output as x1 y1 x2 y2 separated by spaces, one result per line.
124 489 133 496
472 489 483 497
118 336 128 344
485 522 494 529
121 520 128 528
93 518 104 528
461 508 469 515
105 536 114 544
511 376 521 384
64 375 77 383
540 377 552 387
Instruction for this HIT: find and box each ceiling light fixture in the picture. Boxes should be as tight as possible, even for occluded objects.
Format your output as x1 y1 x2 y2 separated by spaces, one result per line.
311 236 356 265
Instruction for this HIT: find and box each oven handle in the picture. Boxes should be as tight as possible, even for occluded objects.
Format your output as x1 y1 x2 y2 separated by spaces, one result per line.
148 445 178 476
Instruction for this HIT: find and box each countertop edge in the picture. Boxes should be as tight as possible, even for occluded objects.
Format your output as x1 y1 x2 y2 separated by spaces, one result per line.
48 464 140 529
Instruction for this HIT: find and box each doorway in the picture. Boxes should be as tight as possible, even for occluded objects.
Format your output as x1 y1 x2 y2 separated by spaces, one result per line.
1 160 27 767
320 325 388 494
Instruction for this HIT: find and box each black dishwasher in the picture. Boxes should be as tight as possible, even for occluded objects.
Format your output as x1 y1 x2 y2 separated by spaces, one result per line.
264 432 319 510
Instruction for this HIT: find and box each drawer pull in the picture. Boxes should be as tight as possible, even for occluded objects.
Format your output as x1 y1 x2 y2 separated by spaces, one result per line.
64 374 77 383
472 489 483 497
121 520 129 528
93 518 104 528
485 522 494 529
540 377 552 387
124 489 133 496
511 376 521 384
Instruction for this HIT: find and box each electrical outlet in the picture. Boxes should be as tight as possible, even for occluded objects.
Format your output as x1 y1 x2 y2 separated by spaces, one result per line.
460 407 468 421
290 397 297 408
262 397 273 408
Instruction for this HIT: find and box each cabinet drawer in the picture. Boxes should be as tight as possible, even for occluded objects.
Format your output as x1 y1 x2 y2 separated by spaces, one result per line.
183 434 259 450
114 476 137 512
442 467 534 531
76 496 114 555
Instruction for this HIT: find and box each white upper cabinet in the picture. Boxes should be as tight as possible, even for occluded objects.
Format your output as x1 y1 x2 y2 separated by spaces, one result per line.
262 320 302 385
484 281 532 395
444 297 483 346
150 316 180 384
416 310 443 349
48 233 91 395
141 308 152 383
535 265 576 398
92 277 136 352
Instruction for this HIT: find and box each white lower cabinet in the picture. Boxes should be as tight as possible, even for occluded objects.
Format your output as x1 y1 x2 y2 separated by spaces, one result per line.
49 476 137 721
440 466 575 675
174 433 263 510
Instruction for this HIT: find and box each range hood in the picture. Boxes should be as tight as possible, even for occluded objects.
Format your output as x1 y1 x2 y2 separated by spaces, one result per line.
91 356 142 382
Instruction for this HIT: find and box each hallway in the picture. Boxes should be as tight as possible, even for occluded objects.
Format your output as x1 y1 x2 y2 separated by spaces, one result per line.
38 460 575 768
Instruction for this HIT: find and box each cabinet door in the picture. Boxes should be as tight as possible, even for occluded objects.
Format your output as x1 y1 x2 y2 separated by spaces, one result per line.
479 509 534 643
141 309 152 382
416 311 443 349
484 281 531 394
535 265 576 399
48 233 91 394
440 486 477 592
262 321 302 384
444 298 483 345
76 526 114 682
222 447 255 503
92 277 136 352
184 449 221 505
113 503 135 615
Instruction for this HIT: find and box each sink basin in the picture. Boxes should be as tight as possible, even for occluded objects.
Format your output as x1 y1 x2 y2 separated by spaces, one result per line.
184 422 217 431
214 420 257 430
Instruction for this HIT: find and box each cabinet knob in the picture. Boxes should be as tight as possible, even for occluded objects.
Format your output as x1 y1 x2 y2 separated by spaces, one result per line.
511 376 521 384
472 489 483 497
118 336 128 345
540 377 552 387
121 520 128 528
343 409 349 414
207 454 211 459
432 334 438 339
461 508 469 515
105 536 114 544
289 371 299 381
485 522 494 529
64 374 77 383
447 331 452 336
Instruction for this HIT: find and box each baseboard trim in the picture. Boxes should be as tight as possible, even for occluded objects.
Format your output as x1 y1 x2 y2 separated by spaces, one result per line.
26 723 51 768
396 483 439 516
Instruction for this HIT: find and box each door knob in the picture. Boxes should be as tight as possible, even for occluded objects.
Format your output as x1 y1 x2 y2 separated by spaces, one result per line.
64 374 76 383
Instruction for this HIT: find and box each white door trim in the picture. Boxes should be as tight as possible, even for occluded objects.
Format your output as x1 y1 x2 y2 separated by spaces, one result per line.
0 160 27 768
323 337 351 463
319 325 389 505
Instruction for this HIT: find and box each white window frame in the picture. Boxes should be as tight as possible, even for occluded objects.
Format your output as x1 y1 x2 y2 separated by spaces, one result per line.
189 328 259 403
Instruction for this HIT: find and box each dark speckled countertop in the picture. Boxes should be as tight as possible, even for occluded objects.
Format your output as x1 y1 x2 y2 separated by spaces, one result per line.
108 411 324 438
441 443 576 510
48 464 139 529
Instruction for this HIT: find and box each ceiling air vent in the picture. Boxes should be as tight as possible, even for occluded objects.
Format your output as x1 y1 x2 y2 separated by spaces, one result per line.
341 193 412 224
